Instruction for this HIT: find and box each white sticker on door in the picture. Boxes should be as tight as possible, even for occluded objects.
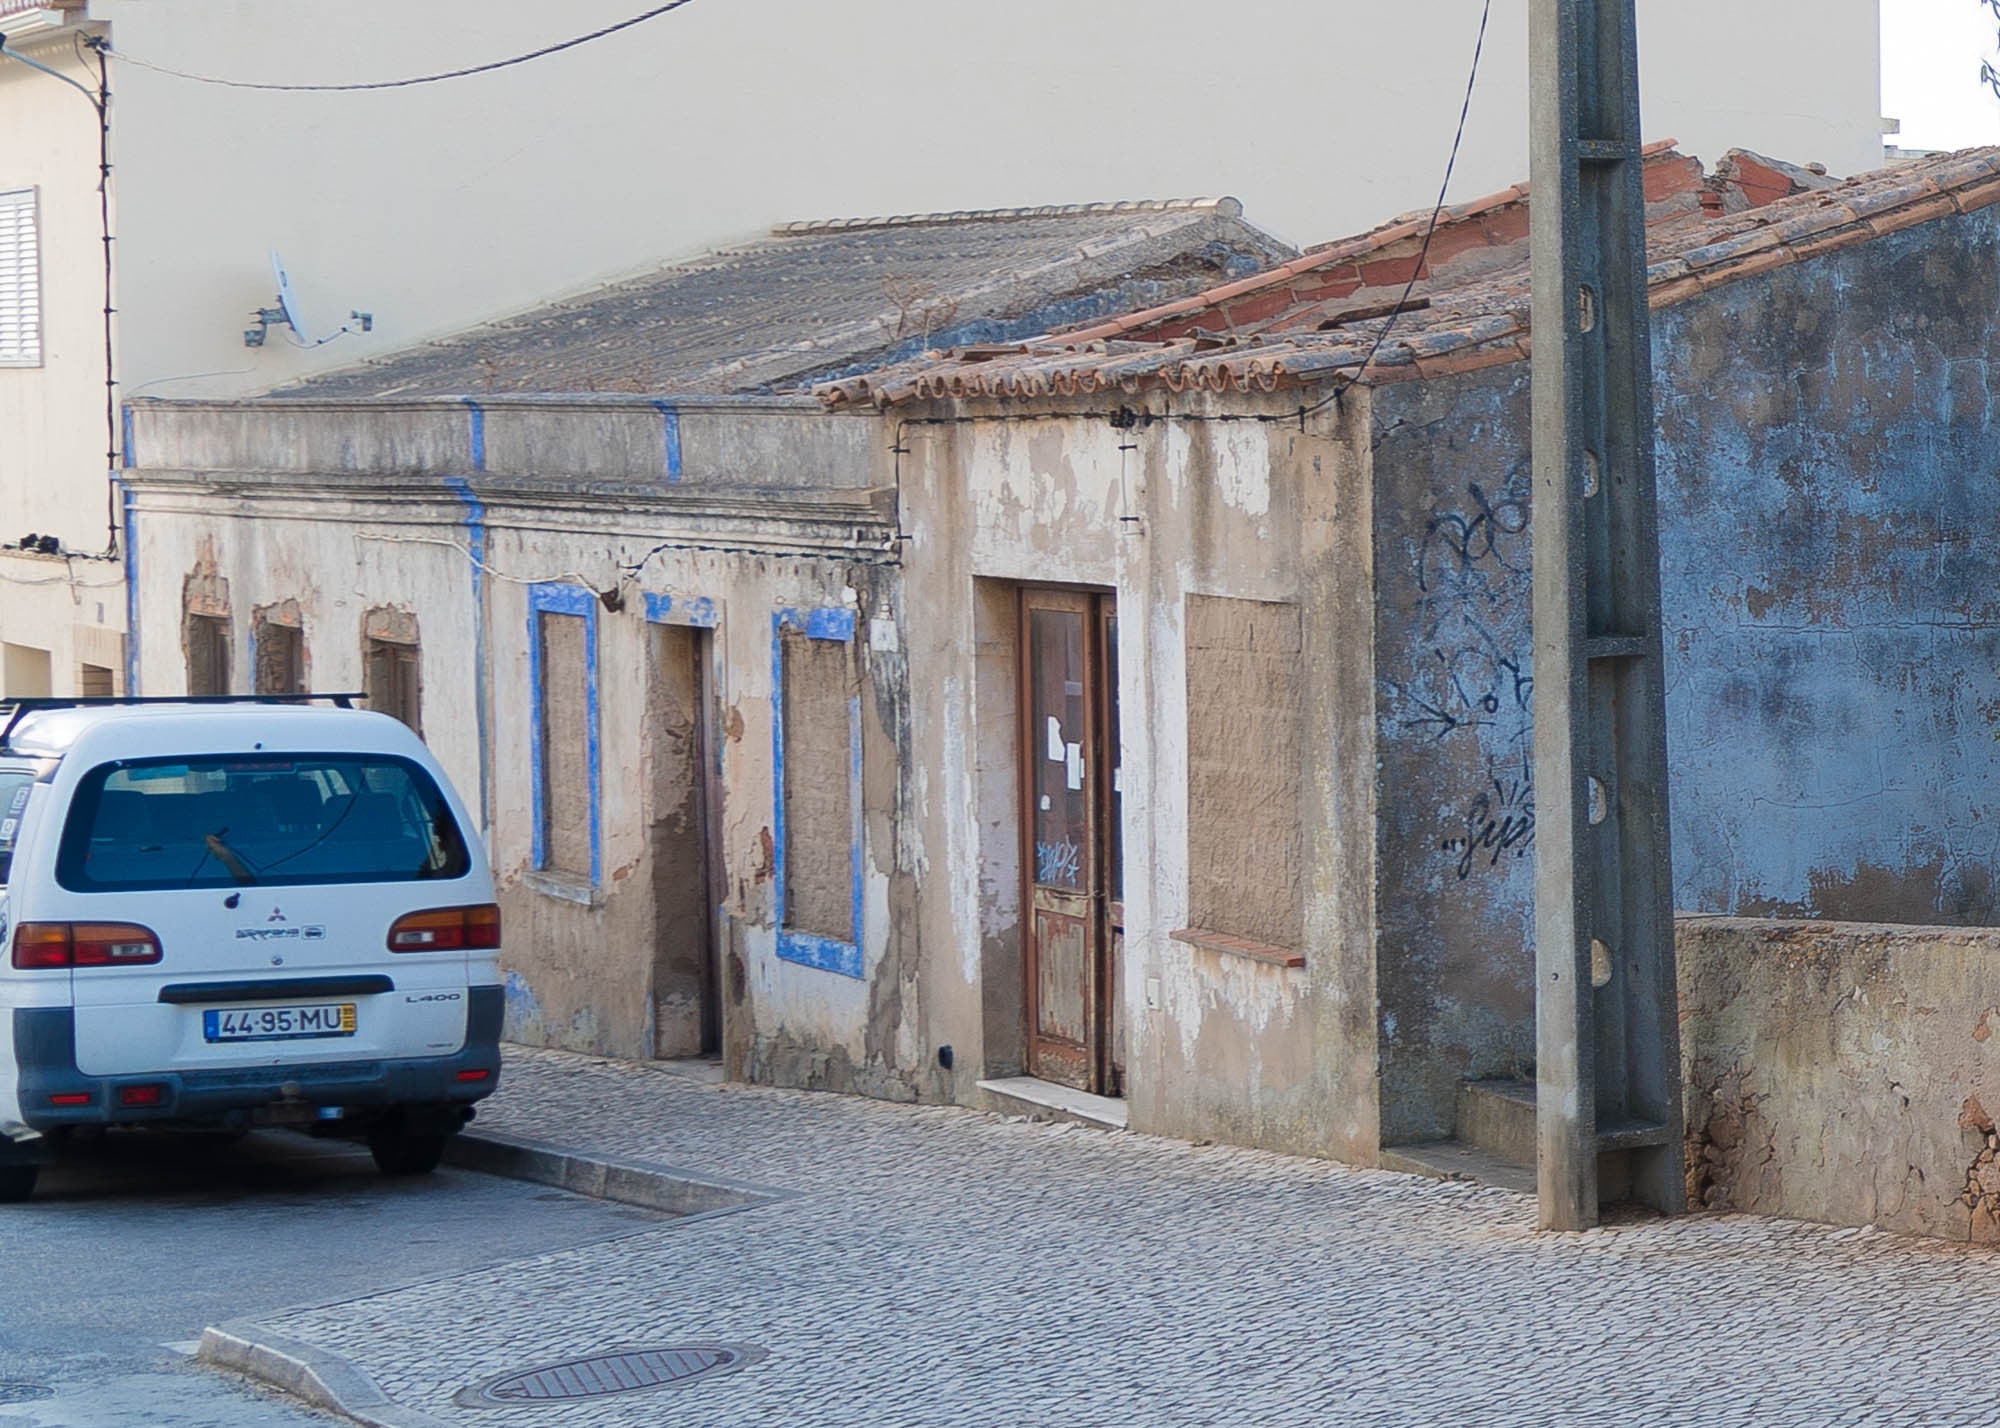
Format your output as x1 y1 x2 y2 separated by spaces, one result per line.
1065 742 1084 791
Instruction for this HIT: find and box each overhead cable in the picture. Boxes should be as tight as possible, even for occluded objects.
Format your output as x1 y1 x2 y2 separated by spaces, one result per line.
1297 0 1495 420
101 0 702 92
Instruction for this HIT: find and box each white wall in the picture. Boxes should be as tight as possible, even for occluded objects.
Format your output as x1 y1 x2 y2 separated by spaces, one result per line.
0 32 126 693
91 0 1885 403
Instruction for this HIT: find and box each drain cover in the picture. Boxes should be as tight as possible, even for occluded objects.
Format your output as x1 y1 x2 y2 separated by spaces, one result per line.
462 1344 763 1404
0 1383 53 1406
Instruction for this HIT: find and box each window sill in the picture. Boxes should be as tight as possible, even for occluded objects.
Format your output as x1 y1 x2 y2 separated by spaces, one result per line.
1169 928 1305 969
525 870 598 908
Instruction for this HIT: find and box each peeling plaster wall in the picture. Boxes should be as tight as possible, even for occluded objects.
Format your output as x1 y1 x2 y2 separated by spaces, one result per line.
1370 368 1538 1146
1655 211 2000 926
906 396 1377 1158
1369 205 2000 1145
123 398 922 1088
1678 916 2000 1242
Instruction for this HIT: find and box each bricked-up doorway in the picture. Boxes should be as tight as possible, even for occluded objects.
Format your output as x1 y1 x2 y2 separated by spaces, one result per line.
648 621 720 1057
1019 587 1123 1095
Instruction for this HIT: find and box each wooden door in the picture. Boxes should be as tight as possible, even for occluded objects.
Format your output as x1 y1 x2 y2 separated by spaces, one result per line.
1021 588 1120 1093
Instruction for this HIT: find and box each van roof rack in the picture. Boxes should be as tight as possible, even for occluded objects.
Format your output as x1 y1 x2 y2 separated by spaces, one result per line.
0 693 364 751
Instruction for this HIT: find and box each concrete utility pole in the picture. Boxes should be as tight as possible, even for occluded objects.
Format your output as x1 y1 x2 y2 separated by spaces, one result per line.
1528 0 1684 1230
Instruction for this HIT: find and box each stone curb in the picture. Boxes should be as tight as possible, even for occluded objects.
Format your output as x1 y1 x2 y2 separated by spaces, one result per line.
195 1129 794 1425
443 1127 790 1217
197 1321 452 1428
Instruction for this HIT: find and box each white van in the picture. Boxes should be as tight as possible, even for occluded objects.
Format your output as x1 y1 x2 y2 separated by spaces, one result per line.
0 696 502 1201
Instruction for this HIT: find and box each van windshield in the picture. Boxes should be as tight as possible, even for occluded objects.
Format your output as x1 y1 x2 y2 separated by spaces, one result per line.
56 754 471 892
0 770 34 884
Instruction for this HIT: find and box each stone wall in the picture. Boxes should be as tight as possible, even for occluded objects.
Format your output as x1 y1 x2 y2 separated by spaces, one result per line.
1679 915 2000 1241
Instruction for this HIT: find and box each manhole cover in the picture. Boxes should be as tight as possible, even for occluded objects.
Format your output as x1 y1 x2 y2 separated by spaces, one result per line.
0 1383 53 1406
461 1344 763 1404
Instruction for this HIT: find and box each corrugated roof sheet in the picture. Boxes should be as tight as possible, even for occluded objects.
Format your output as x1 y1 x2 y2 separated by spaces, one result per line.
817 146 2000 410
274 199 1295 401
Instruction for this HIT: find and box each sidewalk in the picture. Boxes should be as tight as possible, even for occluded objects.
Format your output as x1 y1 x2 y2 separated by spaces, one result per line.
209 1047 2000 1428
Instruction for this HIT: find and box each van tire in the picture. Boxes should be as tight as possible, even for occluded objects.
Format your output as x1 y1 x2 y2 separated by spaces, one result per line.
367 1115 448 1176
0 1165 38 1203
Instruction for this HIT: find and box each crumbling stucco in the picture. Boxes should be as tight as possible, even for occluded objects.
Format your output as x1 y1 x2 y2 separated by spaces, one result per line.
1677 915 2000 1241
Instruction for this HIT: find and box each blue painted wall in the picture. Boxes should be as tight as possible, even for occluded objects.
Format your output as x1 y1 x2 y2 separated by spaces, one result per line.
1369 205 2000 1142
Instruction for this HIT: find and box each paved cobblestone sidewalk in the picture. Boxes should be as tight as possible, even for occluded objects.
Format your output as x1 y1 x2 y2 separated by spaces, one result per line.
238 1049 2000 1427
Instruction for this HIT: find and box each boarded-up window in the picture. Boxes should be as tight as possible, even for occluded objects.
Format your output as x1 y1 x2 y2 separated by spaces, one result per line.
365 638 421 733
254 621 305 695
185 614 231 696
1184 596 1304 951
537 609 592 879
780 629 856 943
79 663 113 698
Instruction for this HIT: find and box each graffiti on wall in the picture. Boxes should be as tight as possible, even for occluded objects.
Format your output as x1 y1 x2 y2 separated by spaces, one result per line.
1441 756 1536 880
1384 457 1538 877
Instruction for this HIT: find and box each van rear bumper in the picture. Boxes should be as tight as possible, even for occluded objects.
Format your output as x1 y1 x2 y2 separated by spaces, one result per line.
9 985 503 1132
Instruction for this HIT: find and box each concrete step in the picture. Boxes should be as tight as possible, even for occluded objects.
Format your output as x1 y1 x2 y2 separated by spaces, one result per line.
976 1076 1128 1131
1378 1139 1535 1196
1457 1077 1537 1165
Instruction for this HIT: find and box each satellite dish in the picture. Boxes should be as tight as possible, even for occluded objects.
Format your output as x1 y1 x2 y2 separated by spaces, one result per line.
243 251 368 348
270 250 316 344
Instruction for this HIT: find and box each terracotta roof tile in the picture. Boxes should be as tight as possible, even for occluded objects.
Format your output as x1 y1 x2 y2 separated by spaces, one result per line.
819 145 2000 411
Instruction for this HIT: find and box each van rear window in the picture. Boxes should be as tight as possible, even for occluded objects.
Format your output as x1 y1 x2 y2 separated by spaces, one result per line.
56 754 471 892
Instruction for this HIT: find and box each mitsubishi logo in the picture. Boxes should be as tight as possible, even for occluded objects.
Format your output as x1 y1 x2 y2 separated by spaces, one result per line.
267 907 288 923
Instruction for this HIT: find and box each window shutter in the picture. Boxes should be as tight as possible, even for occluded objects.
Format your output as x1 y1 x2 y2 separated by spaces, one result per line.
0 189 42 366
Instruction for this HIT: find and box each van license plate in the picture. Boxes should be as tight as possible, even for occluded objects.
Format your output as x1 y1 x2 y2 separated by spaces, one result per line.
203 1004 358 1043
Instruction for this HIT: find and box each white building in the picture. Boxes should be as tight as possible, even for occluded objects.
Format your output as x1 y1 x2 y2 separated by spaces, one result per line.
1 0 1884 697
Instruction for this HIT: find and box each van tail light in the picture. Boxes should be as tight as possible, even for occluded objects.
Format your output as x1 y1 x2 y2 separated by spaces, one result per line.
12 922 162 970
387 904 501 953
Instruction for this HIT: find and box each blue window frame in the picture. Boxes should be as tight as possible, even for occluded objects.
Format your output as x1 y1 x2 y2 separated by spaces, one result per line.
527 582 600 887
771 606 862 978
642 591 718 629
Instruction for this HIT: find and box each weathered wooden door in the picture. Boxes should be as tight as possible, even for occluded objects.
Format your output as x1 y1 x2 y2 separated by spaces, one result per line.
1021 588 1121 1093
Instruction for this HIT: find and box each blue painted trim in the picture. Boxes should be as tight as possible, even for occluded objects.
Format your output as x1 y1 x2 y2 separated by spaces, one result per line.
776 929 863 979
642 591 719 628
461 398 486 472
445 477 491 839
649 400 682 483
118 478 138 694
527 581 601 885
777 606 856 643
119 404 133 469
771 605 864 980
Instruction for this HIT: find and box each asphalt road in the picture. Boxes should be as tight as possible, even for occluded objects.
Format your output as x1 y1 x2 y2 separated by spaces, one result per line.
0 1128 667 1426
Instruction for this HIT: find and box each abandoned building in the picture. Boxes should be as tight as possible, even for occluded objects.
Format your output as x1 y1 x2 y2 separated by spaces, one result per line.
118 200 1292 1071
119 145 2000 1230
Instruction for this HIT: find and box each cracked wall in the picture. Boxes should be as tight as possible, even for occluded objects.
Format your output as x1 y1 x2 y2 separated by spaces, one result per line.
1678 915 2000 1241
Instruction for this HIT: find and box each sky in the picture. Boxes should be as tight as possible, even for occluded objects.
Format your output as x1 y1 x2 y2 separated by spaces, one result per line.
1882 0 2000 149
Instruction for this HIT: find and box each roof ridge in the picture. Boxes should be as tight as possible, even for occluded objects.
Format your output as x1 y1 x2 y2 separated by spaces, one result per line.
815 144 2000 411
771 198 1243 236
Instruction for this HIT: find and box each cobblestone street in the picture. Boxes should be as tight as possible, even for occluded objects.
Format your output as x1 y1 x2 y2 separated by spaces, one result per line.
208 1048 2000 1427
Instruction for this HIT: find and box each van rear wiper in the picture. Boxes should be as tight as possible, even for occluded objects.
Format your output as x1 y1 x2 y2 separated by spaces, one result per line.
201 832 257 886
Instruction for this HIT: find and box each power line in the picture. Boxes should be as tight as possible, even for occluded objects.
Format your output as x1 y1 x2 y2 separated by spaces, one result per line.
1295 0 1494 421
101 0 703 93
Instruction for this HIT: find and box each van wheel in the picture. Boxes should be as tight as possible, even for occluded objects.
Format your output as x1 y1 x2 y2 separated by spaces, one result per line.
0 1165 39 1203
367 1116 448 1176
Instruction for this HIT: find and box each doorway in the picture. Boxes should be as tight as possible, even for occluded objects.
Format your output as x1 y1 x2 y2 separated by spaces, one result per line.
648 621 720 1057
1019 587 1124 1095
